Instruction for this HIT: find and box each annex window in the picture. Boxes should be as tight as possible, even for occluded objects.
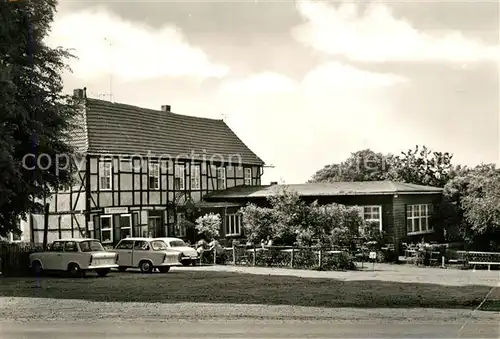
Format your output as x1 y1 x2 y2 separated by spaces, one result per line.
363 206 382 230
176 212 186 237
244 168 252 186
217 167 226 190
174 164 185 190
119 214 132 240
99 161 112 190
100 215 113 244
407 204 433 235
148 163 159 190
191 164 200 190
225 214 241 236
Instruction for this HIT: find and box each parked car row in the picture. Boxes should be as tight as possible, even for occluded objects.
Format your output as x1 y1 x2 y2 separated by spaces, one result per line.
28 237 199 277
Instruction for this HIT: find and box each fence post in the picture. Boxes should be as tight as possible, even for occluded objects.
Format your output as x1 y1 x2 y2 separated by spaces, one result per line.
232 244 236 265
318 248 323 269
290 247 294 268
213 248 216 265
42 203 49 249
253 245 256 266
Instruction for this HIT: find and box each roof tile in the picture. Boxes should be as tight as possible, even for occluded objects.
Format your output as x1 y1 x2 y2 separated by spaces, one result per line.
78 99 263 165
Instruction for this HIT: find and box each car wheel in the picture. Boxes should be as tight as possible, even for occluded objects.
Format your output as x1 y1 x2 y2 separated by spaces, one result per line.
139 260 153 273
67 263 83 278
96 268 110 277
158 266 170 273
31 261 43 276
181 260 190 266
118 266 127 272
191 260 197 266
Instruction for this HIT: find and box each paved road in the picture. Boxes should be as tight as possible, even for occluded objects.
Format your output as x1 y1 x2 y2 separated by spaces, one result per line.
1 298 499 338
2 319 499 338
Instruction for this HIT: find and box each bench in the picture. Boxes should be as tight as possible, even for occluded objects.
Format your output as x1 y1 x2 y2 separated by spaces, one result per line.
460 251 500 271
469 261 500 271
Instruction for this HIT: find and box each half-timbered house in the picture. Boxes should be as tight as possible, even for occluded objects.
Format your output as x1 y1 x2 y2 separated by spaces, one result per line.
25 89 264 245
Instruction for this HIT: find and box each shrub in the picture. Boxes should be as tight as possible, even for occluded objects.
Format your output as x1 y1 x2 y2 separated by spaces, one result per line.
322 252 357 270
195 213 221 240
0 242 44 276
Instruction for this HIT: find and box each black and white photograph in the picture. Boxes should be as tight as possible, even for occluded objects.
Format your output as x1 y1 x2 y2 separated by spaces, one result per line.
0 0 499 338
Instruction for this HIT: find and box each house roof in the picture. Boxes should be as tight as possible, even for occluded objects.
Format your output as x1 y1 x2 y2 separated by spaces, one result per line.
204 181 443 199
72 98 264 165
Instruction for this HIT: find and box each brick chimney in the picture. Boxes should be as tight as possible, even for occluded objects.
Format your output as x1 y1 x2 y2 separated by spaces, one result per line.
73 87 86 99
161 105 171 112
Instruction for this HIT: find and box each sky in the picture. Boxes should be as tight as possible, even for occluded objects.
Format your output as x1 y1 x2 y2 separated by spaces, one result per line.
48 0 499 184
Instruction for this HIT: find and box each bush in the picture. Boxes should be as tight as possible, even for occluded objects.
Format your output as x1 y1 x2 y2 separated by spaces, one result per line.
322 252 357 270
0 242 44 276
195 213 221 240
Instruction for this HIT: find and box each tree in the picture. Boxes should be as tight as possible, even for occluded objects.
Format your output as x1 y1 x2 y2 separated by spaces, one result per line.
240 204 276 243
0 1 79 236
387 145 453 188
195 213 221 240
438 164 500 250
309 149 395 183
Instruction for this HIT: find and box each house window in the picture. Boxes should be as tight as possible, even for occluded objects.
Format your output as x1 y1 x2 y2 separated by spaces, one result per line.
176 212 186 237
217 167 226 190
225 214 241 236
407 204 433 235
119 214 132 239
8 219 22 242
244 168 252 185
358 206 382 233
174 164 185 190
148 163 159 190
99 161 112 190
191 165 200 190
100 215 113 244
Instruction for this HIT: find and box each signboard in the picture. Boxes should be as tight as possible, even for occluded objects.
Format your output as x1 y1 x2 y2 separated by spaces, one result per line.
104 207 129 214
369 251 377 260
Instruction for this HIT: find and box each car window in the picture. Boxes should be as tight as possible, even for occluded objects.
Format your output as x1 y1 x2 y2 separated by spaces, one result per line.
115 240 133 250
151 240 167 251
79 240 105 252
169 240 186 247
134 240 150 251
65 241 78 252
50 242 64 252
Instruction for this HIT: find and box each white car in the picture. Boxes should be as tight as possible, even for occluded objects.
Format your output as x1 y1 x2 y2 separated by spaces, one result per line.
154 237 200 266
29 238 118 277
111 237 183 273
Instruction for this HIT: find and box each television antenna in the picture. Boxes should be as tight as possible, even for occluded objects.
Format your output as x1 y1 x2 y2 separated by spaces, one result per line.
104 37 113 102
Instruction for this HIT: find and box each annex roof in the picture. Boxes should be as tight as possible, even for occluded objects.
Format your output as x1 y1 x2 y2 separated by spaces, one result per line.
72 98 264 166
204 181 443 199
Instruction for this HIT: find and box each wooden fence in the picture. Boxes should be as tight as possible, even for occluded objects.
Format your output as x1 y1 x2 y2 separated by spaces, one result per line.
0 242 44 276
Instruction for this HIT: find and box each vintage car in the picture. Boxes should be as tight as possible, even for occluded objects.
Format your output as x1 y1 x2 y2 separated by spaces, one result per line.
154 237 199 266
111 237 183 273
29 238 118 277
